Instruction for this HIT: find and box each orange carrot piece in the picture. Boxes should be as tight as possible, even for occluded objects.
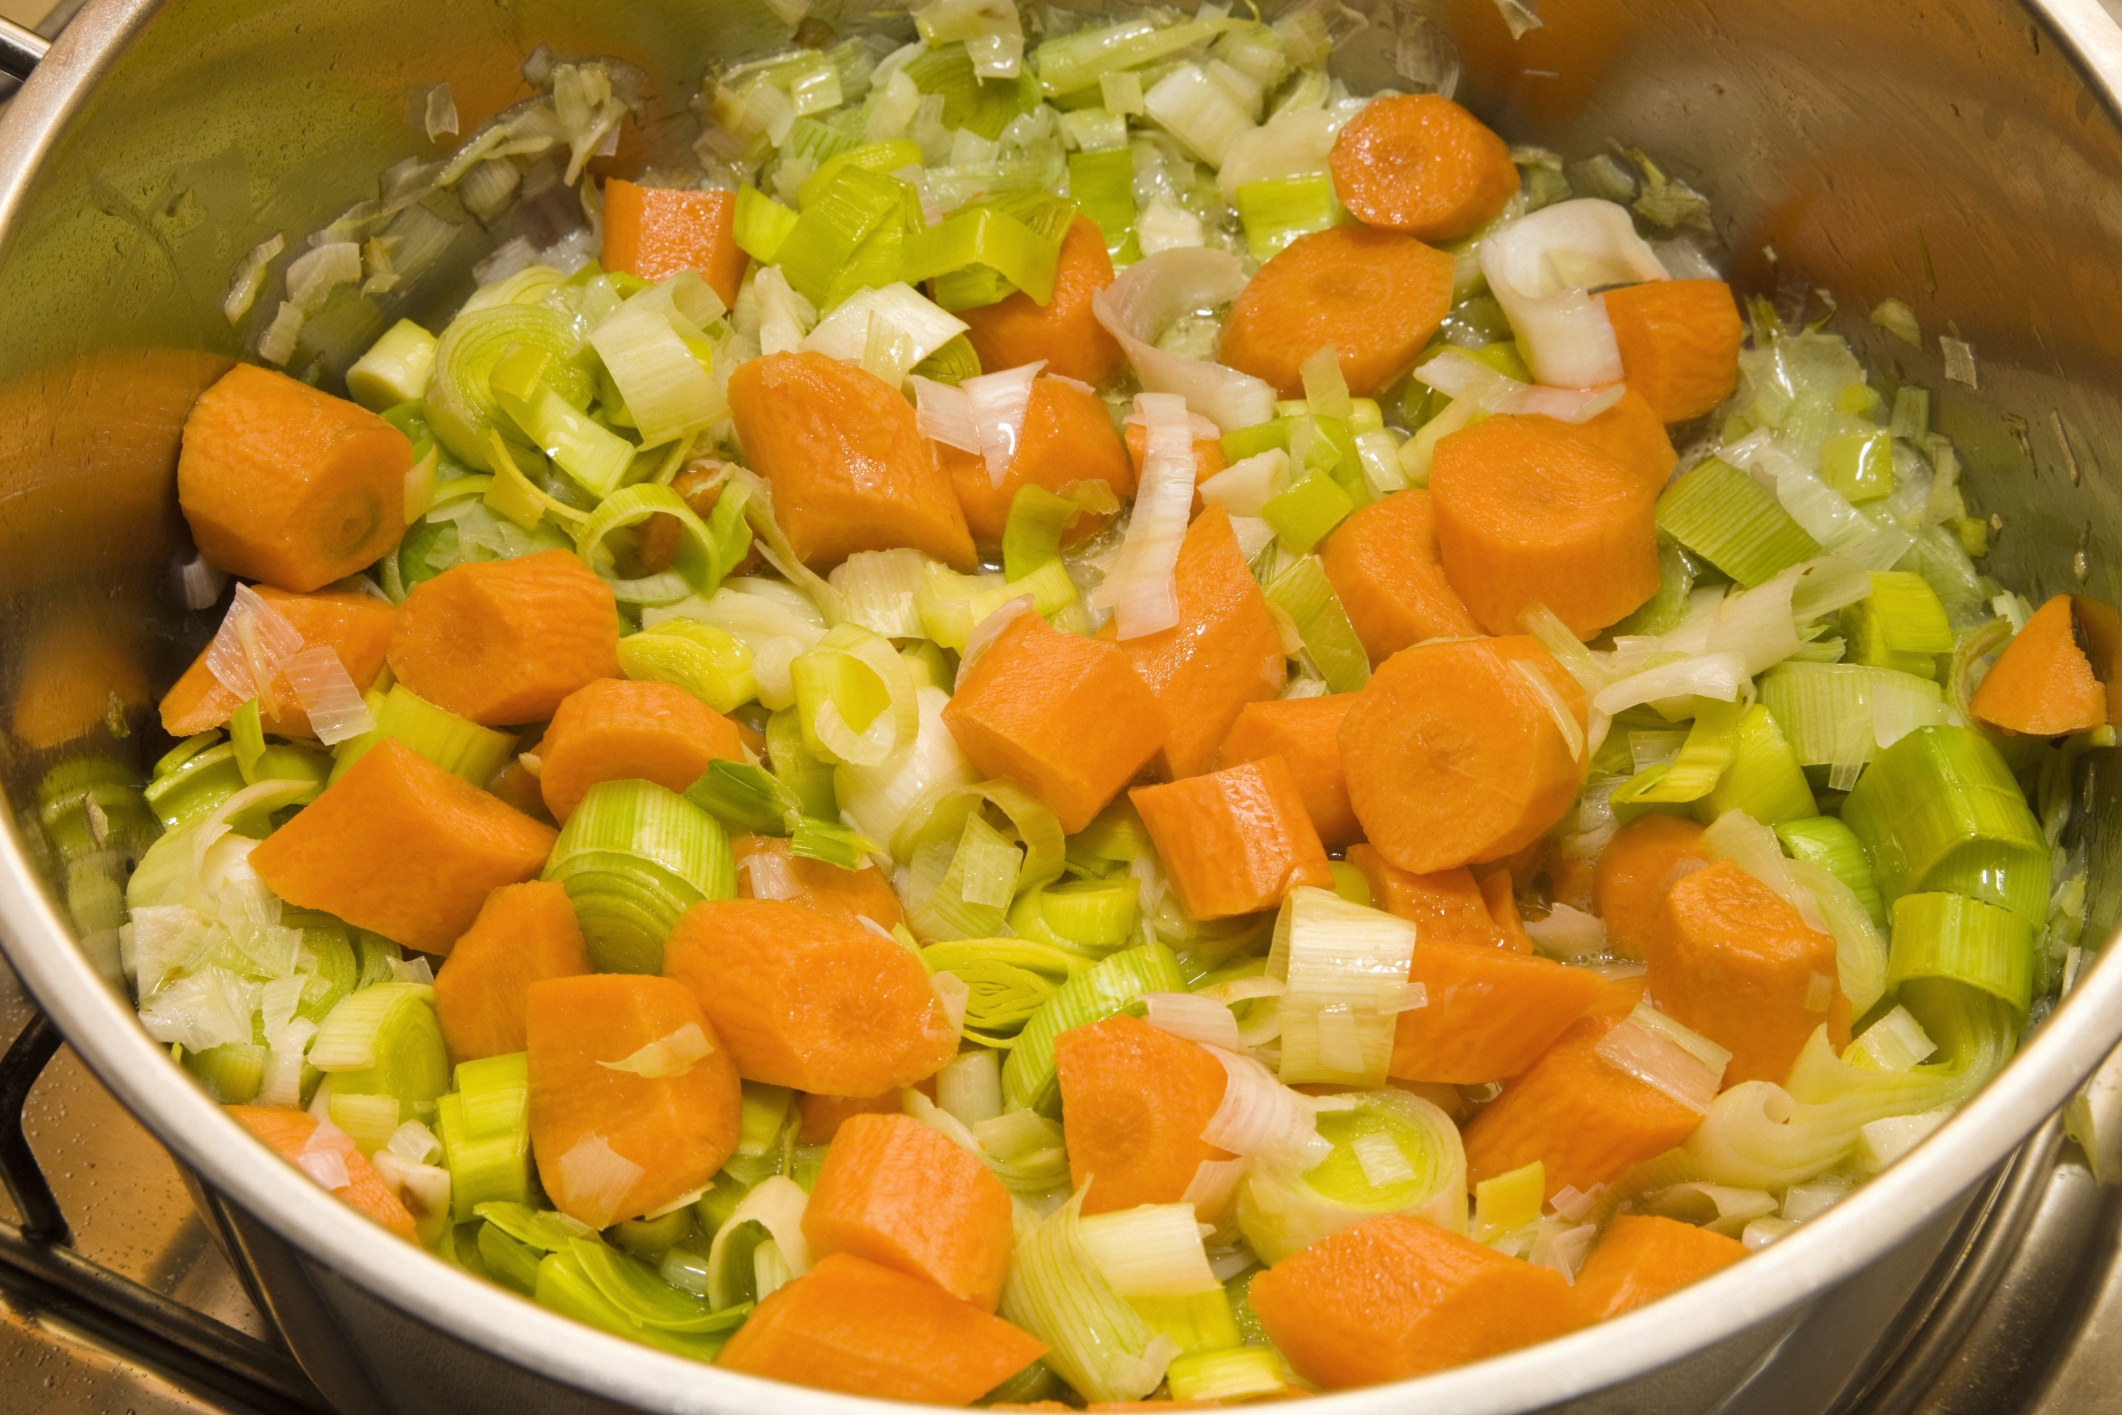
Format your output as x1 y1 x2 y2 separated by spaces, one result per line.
1346 847 1508 948
794 1081 935 1146
803 1112 1016 1311
250 739 556 954
1602 279 1745 424
160 586 397 740
733 834 905 931
1098 504 1286 779
1429 415 1661 637
387 549 621 727
1319 489 1481 666
600 180 749 306
957 215 1125 388
1219 224 1456 399
177 364 411 593
1250 1214 1573 1388
663 899 957 1096
1217 695 1360 847
1592 813 1709 962
1391 940 1604 1085
1460 1007 1703 1199
1131 757 1334 920
487 758 550 821
526 973 742 1228
433 880 592 1062
1477 868 1535 954
717 1252 1048 1405
1328 94 1520 241
535 677 744 822
1054 1013 1233 1216
10 606 150 752
1571 1213 1746 1326
638 462 762 580
1969 594 2110 736
1549 847 1597 911
1123 422 1226 493
1646 859 1848 1087
1526 388 1678 495
947 376 1134 552
1341 636 1588 875
942 612 1167 835
727 351 976 571
227 1105 418 1240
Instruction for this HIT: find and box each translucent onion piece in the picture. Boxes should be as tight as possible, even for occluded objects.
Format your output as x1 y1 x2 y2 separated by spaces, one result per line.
835 685 978 844
828 548 929 639
754 265 817 356
738 848 802 901
705 1175 812 1310
801 281 968 368
205 585 307 710
1702 808 1827 932
286 241 363 315
1410 347 1624 423
911 375 981 453
1076 1204 1223 1297
1200 1046 1329 1167
296 1119 357 1192
1182 1157 1250 1216
1521 901 1606 962
999 1190 1179 1404
1143 992 1244 1052
964 362 1046 485
1092 392 1196 639
278 646 375 745
1592 651 1748 718
1268 886 1419 1086
597 1023 714 1079
1594 1002 1731 1113
223 234 286 325
1092 248 1278 432
1479 199 1668 388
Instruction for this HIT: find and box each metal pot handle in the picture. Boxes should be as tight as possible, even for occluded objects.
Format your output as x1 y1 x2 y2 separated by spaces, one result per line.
1 16 49 82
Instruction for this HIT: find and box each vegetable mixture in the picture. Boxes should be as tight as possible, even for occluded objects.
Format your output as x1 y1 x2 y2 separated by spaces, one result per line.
45 2 2112 1404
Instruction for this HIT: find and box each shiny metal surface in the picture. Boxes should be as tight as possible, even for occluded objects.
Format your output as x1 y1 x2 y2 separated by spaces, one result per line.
2 0 2122 1412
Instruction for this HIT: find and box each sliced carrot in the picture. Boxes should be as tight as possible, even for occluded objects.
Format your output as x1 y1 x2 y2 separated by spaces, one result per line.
1460 1006 1703 1199
1099 504 1286 779
1969 594 2110 736
946 376 1134 553
433 880 592 1062
177 364 410 594
1429 415 1661 637
534 677 744 823
387 549 621 727
1328 94 1520 241
1250 1214 1573 1388
1345 847 1508 948
1571 1213 1746 1325
228 1105 419 1240
1477 868 1535 954
1526 388 1678 495
1054 1013 1232 1216
160 586 397 740
728 351 976 571
795 1080 935 1147
1341 636 1587 875
600 179 749 306
11 605 149 751
1219 224 1456 399
526 973 741 1228
662 898 957 1096
250 738 556 954
1130 757 1334 920
1123 421 1226 493
942 612 1167 835
1217 695 1359 847
1602 279 1745 425
1319 489 1481 666
1647 858 1848 1087
733 834 905 931
803 1112 1015 1311
1391 941 1604 1085
1592 813 1709 962
957 214 1125 388
717 1252 1048 1405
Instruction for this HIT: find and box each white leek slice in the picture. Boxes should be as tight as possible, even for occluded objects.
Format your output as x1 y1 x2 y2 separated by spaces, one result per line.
1217 106 1341 196
1198 448 1289 518
1091 392 1196 639
911 375 981 453
1142 992 1244 1052
706 1175 812 1308
963 362 1047 485
1199 1046 1329 1167
1594 1001 1731 1112
828 548 930 639
834 685 977 843
588 297 721 449
204 584 306 713
1143 62 1257 167
287 241 363 314
800 281 967 369
1092 248 1277 432
597 1023 714 1079
936 1049 1004 1126
1591 651 1748 718
1077 1204 1222 1297
1410 347 1625 423
223 235 287 326
1479 199 1668 388
278 646 375 745
555 1133 646 1230
754 266 817 356
999 1190 1179 1404
1268 886 1419 1087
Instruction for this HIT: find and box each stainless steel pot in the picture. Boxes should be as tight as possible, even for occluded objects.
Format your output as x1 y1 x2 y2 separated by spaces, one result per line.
3 1 2121 1411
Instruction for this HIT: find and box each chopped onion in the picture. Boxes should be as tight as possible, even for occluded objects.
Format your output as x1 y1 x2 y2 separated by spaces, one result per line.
598 1023 714 1079
296 1119 357 1192
1077 1204 1222 1297
1136 194 1207 255
1198 448 1289 518
1092 392 1197 639
1591 651 1748 718
205 584 306 717
1410 347 1625 423
1595 1002 1732 1112
137 967 260 1053
223 234 286 326
1522 901 1606 961
286 241 363 315
963 362 1047 485
557 1133 646 1229
278 646 375 745
423 82 460 140
755 265 817 356
1479 199 1668 388
1511 657 1586 763
1183 1157 1250 1216
1200 1046 1330 1168
256 301 305 367
801 281 968 370
1092 249 1278 432
1143 992 1244 1051
911 375 980 453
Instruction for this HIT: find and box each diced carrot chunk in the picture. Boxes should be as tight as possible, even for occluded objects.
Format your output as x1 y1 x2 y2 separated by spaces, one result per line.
1328 94 1520 241
433 880 591 1062
1969 594 2110 736
536 678 744 822
958 215 1125 388
1055 1013 1232 1216
1592 813 1709 962
228 1105 418 1240
733 834 904 931
948 376 1134 553
1346 847 1508 947
1601 279 1744 424
600 180 748 305
1319 489 1481 666
1219 225 1455 399
1391 940 1605 1084
1571 1214 1746 1325
160 586 397 740
1131 757 1333 920
1217 695 1359 847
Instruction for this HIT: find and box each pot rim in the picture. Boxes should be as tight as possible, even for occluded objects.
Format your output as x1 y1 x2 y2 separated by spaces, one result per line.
4 2 2122 1410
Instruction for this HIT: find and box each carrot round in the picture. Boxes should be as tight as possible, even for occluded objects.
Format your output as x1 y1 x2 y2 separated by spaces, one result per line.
1391 940 1604 1085
227 1105 417 1240
177 364 411 593
1130 757 1334 920
1320 489 1482 666
1571 1214 1745 1326
728 351 976 571
1646 859 1848 1087
1525 388 1678 495
526 973 742 1228
1218 224 1455 398
250 739 557 954
803 1112 1015 1310
1592 813 1708 962
662 898 957 1096
433 880 592 1062
1477 868 1535 954
1217 695 1360 847
946 376 1134 552
1969 594 2110 736
387 549 621 727
717 1252 1048 1405
601 179 749 306
733 834 905 931
1328 94 1520 241
536 677 745 822
1341 636 1588 875
1429 415 1661 638
1054 1012 1232 1216
1345 847 1508 948
1602 279 1744 424
160 586 397 740
1249 1214 1573 1388
957 214 1125 387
